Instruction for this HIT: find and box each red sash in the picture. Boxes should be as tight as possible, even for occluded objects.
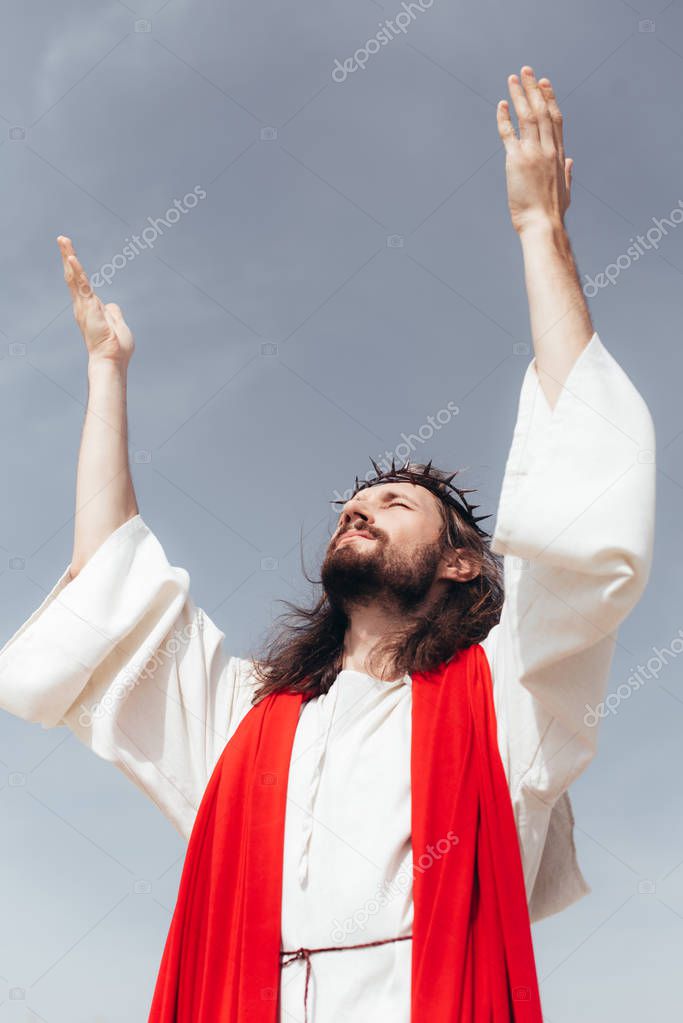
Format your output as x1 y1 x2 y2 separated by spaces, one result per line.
147 644 543 1020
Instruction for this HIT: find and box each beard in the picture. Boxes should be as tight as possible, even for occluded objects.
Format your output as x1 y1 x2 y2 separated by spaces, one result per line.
321 529 444 616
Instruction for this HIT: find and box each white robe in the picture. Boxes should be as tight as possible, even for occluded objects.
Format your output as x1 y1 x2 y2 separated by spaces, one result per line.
0 330 655 1021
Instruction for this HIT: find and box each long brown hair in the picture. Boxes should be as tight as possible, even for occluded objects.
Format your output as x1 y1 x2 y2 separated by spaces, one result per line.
248 464 504 704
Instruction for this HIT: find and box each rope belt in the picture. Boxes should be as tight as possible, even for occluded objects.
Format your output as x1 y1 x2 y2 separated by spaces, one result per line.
280 934 412 1023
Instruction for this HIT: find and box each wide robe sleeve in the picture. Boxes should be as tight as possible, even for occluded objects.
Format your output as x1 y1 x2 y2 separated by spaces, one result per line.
480 329 656 922
0 515 257 840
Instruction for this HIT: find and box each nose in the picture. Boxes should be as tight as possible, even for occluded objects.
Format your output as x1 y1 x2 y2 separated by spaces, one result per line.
340 496 374 530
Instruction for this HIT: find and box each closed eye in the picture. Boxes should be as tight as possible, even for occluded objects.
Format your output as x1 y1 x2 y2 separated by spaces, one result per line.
335 498 412 528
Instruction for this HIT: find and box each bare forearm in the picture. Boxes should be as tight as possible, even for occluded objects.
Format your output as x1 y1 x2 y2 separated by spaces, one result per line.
497 68 594 410
70 359 138 577
519 218 594 410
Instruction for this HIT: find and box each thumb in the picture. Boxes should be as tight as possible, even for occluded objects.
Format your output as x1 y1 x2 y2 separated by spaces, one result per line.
104 302 123 320
102 305 120 336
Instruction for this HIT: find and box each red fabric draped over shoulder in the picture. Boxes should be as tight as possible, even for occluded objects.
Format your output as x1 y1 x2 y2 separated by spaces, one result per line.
147 645 543 1022
410 644 543 1020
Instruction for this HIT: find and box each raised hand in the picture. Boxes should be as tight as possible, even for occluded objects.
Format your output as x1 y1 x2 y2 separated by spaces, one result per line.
57 236 135 367
496 66 572 236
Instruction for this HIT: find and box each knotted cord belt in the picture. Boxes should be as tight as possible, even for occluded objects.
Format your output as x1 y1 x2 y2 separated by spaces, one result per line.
280 934 412 1022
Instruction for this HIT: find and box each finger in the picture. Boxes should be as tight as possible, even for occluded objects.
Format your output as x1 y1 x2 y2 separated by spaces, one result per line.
57 234 73 259
58 236 81 301
104 302 123 319
565 157 573 201
507 73 538 143
538 78 565 162
57 237 93 303
496 99 518 153
519 66 554 150
67 253 95 301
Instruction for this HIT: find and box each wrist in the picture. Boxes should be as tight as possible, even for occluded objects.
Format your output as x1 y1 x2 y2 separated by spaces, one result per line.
517 215 568 246
87 355 128 386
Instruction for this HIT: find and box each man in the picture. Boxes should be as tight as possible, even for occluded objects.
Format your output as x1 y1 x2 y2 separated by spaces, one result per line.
0 66 655 1021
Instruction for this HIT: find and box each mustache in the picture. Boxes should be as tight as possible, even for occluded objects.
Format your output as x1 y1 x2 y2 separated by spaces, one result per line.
335 525 384 544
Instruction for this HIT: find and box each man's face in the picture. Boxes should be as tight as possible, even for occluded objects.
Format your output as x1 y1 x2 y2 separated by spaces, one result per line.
321 481 448 613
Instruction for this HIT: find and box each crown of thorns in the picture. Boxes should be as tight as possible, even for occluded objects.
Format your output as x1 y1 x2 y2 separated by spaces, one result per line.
330 457 492 538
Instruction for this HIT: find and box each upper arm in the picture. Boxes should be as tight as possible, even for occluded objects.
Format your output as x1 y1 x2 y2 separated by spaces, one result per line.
485 331 656 804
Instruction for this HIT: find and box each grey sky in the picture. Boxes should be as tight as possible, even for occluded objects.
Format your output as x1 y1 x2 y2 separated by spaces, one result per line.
0 0 681 1019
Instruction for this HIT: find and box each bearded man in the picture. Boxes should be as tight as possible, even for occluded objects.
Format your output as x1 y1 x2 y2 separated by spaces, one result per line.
0 67 655 1021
